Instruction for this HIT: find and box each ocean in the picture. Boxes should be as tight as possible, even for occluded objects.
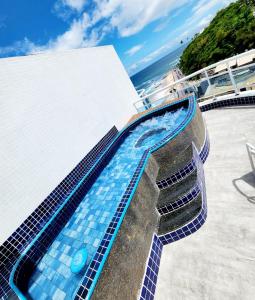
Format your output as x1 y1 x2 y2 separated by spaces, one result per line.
130 44 186 94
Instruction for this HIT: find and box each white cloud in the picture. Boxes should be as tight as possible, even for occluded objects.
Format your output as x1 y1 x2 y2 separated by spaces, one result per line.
0 38 36 56
48 13 92 50
53 0 87 21
19 13 104 55
198 14 213 29
93 0 189 37
128 42 174 74
192 0 235 17
140 45 170 63
0 0 236 64
127 0 235 74
1 0 189 57
178 0 235 38
128 62 138 73
192 0 209 13
153 20 169 32
125 44 143 56
59 0 86 12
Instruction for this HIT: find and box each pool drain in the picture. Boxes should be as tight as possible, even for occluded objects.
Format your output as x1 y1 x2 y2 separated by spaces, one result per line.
71 248 88 274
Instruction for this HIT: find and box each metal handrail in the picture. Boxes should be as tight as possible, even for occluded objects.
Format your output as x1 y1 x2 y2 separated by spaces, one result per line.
246 143 255 176
137 88 146 97
134 49 255 111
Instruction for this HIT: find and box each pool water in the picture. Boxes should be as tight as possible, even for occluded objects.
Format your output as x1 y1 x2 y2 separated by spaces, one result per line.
135 128 167 148
28 108 188 300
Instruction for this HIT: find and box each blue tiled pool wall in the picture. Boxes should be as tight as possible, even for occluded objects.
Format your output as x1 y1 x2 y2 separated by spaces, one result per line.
139 143 207 300
158 143 207 245
157 133 210 215
138 95 255 300
156 132 210 190
200 95 255 112
74 97 194 300
74 149 150 300
157 181 201 215
4 97 250 296
0 126 118 300
8 93 250 298
200 133 210 163
1 95 253 300
139 235 163 300
9 96 193 300
13 173 101 294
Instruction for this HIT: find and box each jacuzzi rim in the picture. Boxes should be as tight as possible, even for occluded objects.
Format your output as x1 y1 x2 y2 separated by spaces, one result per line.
9 95 196 300
134 127 167 148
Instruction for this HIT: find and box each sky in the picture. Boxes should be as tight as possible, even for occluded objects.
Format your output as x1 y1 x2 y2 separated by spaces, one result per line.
0 0 235 75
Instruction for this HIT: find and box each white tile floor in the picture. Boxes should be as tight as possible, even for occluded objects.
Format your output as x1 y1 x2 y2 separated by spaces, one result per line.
155 106 255 300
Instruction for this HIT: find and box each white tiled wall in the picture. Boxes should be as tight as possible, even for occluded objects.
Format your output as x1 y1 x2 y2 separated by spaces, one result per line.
0 46 138 244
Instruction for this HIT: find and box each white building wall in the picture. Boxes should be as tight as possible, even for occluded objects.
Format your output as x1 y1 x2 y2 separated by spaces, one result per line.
0 46 138 244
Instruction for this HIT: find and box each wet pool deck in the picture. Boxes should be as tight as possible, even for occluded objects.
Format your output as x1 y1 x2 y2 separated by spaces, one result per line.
155 106 255 300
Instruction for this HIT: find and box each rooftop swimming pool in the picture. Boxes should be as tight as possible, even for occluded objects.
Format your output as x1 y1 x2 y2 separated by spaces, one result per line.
7 93 255 300
10 103 190 300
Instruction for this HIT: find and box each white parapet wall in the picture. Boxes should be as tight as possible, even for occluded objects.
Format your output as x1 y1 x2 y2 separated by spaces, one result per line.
0 45 138 244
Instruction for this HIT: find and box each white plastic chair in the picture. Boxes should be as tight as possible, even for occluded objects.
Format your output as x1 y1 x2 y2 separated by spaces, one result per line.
246 143 255 176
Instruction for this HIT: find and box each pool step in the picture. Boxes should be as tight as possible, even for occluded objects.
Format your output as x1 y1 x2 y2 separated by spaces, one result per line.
156 141 204 236
158 194 202 235
155 144 193 183
157 170 197 209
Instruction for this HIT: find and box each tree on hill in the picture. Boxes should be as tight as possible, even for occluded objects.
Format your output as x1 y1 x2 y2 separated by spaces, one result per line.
179 0 255 75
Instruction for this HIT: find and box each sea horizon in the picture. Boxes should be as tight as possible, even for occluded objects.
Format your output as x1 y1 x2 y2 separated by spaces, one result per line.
130 44 187 93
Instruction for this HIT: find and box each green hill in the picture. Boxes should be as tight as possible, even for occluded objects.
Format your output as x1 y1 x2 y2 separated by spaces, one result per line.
179 0 255 75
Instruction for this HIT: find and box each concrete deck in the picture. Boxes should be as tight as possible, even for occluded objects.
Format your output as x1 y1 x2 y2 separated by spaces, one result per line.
155 106 255 300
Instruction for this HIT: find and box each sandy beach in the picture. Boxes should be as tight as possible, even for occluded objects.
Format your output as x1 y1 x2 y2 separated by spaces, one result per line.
149 68 187 104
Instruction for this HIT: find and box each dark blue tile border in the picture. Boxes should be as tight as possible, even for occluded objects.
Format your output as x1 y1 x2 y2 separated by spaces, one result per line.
74 150 151 300
156 131 210 190
139 143 207 300
157 182 200 215
4 94 254 300
6 96 194 300
0 126 118 300
200 95 255 112
138 94 255 300
157 134 210 215
73 96 195 300
157 160 196 189
139 235 163 300
158 143 207 245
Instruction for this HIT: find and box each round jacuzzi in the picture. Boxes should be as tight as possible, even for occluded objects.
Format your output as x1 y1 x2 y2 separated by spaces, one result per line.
135 128 167 148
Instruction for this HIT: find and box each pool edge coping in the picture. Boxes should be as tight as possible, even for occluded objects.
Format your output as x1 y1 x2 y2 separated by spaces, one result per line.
9 95 196 300
79 96 196 300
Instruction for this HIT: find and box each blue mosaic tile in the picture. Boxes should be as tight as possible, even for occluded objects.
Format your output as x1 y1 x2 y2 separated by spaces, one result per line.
7 97 191 300
0 127 118 299
139 235 163 300
158 144 207 246
157 182 200 215
139 143 208 300
2 95 252 300
157 131 210 217
73 97 194 300
156 131 210 190
200 96 255 112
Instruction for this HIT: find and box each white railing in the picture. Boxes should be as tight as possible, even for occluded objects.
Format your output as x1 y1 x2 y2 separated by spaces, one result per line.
133 49 255 112
246 143 255 176
136 88 146 97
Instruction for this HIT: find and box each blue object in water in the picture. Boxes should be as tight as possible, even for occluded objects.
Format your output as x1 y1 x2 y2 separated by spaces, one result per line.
71 248 88 274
